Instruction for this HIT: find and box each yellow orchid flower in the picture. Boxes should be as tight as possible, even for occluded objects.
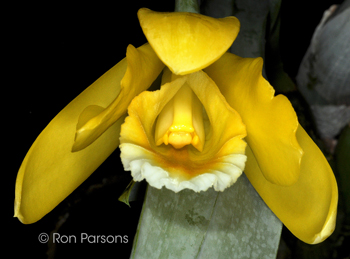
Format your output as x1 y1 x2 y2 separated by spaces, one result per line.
14 8 338 246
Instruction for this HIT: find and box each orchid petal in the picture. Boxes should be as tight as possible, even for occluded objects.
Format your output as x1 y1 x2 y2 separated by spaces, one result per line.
72 43 164 151
205 52 303 186
138 8 240 75
244 125 338 244
14 58 128 224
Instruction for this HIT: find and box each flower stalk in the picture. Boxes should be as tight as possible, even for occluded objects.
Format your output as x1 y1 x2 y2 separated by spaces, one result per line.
175 0 200 13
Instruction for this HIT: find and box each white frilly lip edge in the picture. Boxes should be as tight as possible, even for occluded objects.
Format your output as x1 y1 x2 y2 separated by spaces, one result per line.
120 143 247 193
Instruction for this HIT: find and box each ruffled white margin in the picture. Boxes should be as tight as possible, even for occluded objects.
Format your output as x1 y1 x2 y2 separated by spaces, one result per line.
120 143 247 193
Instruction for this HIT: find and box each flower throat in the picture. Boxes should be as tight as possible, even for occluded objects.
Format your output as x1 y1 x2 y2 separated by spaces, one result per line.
155 83 204 151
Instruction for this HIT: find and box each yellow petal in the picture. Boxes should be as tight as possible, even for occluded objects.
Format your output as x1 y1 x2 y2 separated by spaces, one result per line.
120 69 247 192
205 53 303 186
72 43 164 151
138 8 240 75
244 125 338 244
14 56 128 224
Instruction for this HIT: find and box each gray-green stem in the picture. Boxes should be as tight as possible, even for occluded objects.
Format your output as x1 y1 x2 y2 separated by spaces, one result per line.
174 0 199 13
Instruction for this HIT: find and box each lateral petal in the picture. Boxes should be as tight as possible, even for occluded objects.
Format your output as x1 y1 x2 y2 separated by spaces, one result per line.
72 43 164 151
205 53 303 186
244 125 338 244
15 58 128 224
138 8 240 75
